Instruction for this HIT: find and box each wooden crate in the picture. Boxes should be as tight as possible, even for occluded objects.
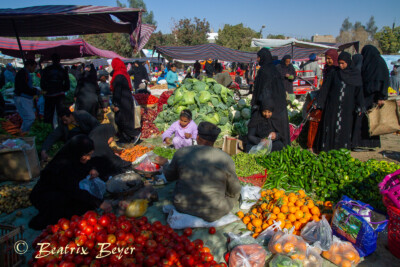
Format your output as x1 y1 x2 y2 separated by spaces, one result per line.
0 225 24 267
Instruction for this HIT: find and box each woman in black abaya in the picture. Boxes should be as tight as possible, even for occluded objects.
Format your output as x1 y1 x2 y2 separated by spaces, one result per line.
251 48 290 146
352 45 389 150
276 55 296 94
315 52 364 152
89 124 132 179
75 64 104 117
29 135 112 230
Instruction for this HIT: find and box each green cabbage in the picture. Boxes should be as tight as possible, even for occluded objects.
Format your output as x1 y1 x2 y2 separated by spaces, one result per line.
174 106 186 114
241 108 251 120
199 91 211 103
167 95 175 106
174 88 185 103
180 91 196 106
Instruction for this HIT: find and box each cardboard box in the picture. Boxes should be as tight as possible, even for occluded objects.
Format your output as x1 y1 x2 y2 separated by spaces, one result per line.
222 135 244 156
0 137 41 181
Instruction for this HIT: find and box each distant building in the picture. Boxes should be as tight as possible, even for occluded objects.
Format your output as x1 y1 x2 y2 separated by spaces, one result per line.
311 34 336 43
207 33 218 43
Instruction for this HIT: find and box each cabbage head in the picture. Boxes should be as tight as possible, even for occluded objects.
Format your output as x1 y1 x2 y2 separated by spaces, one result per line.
174 105 186 114
233 110 241 121
180 91 196 106
220 86 229 103
199 91 211 103
241 108 251 120
167 95 175 106
204 113 220 125
237 99 246 110
174 88 185 103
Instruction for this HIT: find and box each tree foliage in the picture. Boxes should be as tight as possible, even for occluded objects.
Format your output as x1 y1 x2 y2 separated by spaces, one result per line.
216 23 259 51
340 17 353 32
337 17 380 51
145 31 175 49
365 16 378 38
117 0 156 25
375 26 400 54
83 33 134 58
172 17 210 46
267 34 286 39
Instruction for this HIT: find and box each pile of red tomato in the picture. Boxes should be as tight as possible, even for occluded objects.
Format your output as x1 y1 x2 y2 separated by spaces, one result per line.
157 91 173 113
134 94 159 105
29 211 225 267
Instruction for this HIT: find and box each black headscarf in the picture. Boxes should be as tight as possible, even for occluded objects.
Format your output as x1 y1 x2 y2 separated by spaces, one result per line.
257 48 273 67
248 92 276 138
198 122 221 142
352 54 363 72
361 45 389 94
89 124 131 170
338 52 362 87
280 55 296 72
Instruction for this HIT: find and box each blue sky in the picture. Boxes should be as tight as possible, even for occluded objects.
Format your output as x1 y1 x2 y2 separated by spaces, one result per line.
1 0 399 39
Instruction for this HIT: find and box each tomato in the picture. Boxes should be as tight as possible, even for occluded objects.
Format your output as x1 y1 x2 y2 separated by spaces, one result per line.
71 215 80 222
181 255 195 267
116 240 127 247
145 239 157 249
119 221 132 232
110 254 122 264
219 263 227 267
59 261 75 267
50 224 60 234
174 243 184 252
156 245 166 257
145 254 159 267
73 255 84 265
58 236 69 247
135 252 145 265
125 233 135 244
78 220 88 231
67 241 77 249
208 227 216 235
83 256 92 265
165 249 179 263
64 229 74 238
194 239 204 249
202 253 213 262
58 218 70 230
87 232 96 241
107 234 117 244
224 252 230 264
93 224 104 233
135 235 145 246
185 242 195 253
69 221 78 230
107 224 117 234
132 243 143 252
99 215 111 227
96 230 108 243
63 253 75 262
85 239 95 250
84 210 97 219
83 225 94 235
153 221 162 229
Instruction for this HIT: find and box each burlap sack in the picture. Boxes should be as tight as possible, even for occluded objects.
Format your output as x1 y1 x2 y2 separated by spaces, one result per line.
368 100 400 136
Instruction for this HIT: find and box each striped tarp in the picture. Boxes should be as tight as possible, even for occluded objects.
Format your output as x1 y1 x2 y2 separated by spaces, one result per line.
0 37 125 60
0 5 143 49
137 24 156 52
155 43 257 63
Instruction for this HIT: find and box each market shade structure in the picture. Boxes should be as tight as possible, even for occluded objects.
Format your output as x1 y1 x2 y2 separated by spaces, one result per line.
155 43 257 63
0 37 126 60
251 38 337 49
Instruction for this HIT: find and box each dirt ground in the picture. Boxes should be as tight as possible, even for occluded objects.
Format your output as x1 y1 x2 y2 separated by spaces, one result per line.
350 133 400 164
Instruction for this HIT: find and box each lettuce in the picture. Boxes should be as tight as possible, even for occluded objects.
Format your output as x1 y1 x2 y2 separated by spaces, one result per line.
180 91 196 106
199 91 211 103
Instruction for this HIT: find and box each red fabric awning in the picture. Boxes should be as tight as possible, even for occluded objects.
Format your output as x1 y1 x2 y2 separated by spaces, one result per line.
0 37 126 60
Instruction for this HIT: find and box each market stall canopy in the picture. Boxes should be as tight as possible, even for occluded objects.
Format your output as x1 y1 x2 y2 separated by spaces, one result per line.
251 38 337 49
138 24 156 51
0 5 144 49
0 37 126 60
155 43 257 63
269 41 360 61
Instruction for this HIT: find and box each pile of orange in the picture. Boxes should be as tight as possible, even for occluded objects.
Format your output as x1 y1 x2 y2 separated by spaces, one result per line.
268 231 307 260
236 189 333 238
322 241 360 267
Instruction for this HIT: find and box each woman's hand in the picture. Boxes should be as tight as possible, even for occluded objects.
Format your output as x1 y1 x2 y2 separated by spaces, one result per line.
100 201 113 213
184 133 192 139
113 107 119 112
89 169 99 179
269 132 277 140
164 137 172 145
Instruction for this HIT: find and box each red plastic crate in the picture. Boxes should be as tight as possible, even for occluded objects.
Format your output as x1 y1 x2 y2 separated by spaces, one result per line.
238 170 267 187
384 197 400 258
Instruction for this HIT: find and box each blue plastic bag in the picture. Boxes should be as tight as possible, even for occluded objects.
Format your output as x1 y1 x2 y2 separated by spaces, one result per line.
79 175 106 200
331 195 388 257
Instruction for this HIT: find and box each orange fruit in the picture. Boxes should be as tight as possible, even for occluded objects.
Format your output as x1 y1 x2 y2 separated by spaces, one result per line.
354 254 361 264
299 218 307 224
304 212 312 221
252 233 259 238
295 200 304 207
262 223 269 230
288 202 295 207
273 243 283 253
331 255 342 265
295 210 304 220
324 201 333 207
298 254 306 260
288 192 296 198
273 207 281 215
298 189 306 197
269 213 277 220
254 227 262 233
312 215 320 222
301 206 309 213
289 196 297 203
283 242 295 253
281 205 289 213
278 220 286 229
340 260 352 267
272 188 278 193
260 191 267 197
307 200 315 209
252 218 262 228
343 251 357 261
294 221 302 230
322 251 331 260
288 214 297 222
274 191 282 199
250 214 256 220
277 213 286 220
284 222 293 230
236 211 244 219
267 219 274 225
290 254 299 260
311 206 320 215
289 206 297 213
242 216 250 224
261 203 268 211
247 223 254 231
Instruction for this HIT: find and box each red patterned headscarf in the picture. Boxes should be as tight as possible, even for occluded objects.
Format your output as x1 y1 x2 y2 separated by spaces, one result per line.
110 58 132 91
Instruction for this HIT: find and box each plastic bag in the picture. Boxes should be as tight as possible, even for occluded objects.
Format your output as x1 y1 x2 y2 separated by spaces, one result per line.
321 236 360 267
256 220 282 247
249 137 272 156
135 155 159 172
240 185 261 210
303 246 323 267
269 254 302 267
229 244 268 267
331 195 388 257
79 176 106 199
125 199 148 218
268 229 307 260
227 232 257 251
300 216 333 251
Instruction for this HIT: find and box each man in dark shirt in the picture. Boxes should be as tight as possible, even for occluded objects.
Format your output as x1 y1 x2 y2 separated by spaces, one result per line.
194 60 201 79
40 108 99 162
40 53 70 126
14 59 38 132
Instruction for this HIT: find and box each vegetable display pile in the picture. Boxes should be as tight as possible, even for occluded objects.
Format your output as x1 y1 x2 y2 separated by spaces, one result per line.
157 91 173 113
31 73 41 88
0 185 32 214
120 145 153 162
140 108 160 139
134 93 159 105
28 121 53 152
153 147 176 160
232 153 265 177
258 147 400 210
237 189 331 238
29 212 226 267
5 113 23 128
154 78 248 140
0 119 22 136
0 82 14 92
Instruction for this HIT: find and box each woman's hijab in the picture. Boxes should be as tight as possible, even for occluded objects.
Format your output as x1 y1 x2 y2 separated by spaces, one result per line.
110 58 132 91
361 45 389 89
280 55 296 73
323 49 339 77
338 52 362 87
257 48 273 67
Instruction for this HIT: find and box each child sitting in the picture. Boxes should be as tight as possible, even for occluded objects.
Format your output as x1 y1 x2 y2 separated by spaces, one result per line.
162 110 198 149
